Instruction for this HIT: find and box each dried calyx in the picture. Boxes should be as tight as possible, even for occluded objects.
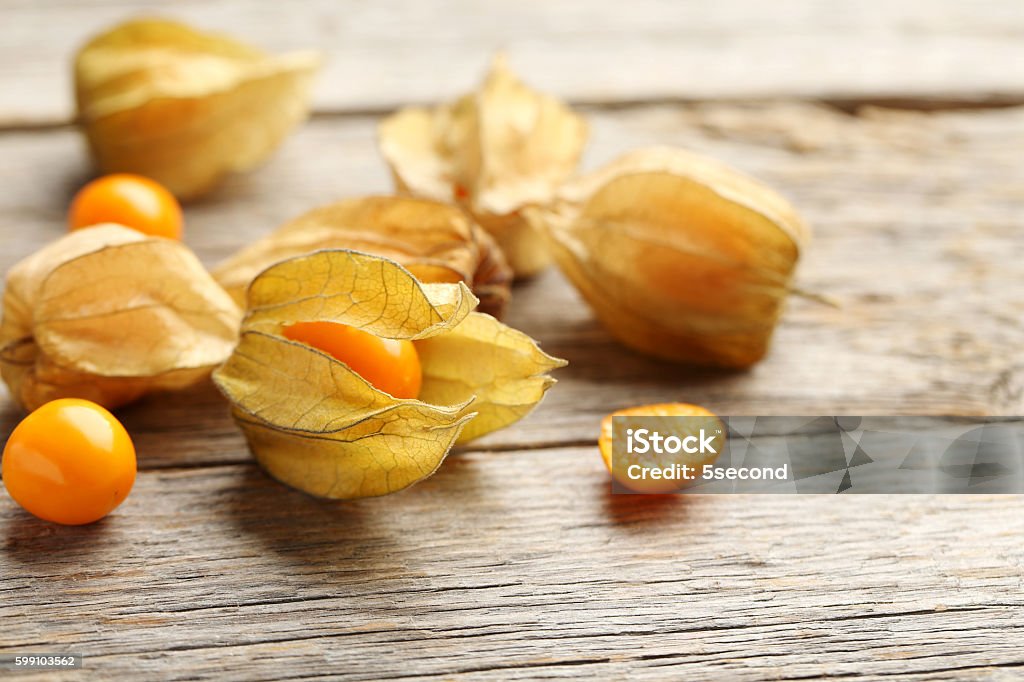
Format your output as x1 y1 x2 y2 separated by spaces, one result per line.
213 196 513 318
74 19 321 200
213 250 565 499
0 226 242 411
533 146 809 368
378 55 589 278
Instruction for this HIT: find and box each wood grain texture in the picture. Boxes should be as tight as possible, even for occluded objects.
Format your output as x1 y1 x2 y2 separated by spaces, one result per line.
1 100 1023 679
2 3 1024 676
2 0 1024 126
2 455 1024 680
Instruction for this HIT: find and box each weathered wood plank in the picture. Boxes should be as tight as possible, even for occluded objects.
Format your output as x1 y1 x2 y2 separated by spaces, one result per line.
2 0 1024 125
2 98 1023 679
2 103 1023 468
2 453 1023 680
2 2 1023 679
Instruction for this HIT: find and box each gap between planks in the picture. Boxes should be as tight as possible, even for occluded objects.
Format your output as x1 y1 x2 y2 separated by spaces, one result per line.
4 92 1024 133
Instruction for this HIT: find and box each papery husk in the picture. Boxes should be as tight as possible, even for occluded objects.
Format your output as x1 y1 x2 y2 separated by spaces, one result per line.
0 225 242 411
378 54 588 277
212 250 565 499
212 196 513 317
416 312 564 444
74 19 321 200
536 147 809 368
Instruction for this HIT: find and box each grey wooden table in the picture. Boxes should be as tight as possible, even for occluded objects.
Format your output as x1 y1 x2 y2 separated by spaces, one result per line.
2 1 1024 679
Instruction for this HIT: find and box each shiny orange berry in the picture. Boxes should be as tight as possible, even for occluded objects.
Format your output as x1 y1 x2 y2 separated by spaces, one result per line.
2 399 137 525
283 322 423 399
69 173 183 240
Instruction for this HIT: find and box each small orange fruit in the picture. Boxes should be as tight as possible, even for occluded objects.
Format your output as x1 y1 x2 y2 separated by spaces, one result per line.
283 322 423 399
599 403 721 493
69 173 183 240
2 398 137 525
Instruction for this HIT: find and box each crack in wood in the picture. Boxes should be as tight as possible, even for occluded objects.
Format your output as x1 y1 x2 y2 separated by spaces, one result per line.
3 93 1024 135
